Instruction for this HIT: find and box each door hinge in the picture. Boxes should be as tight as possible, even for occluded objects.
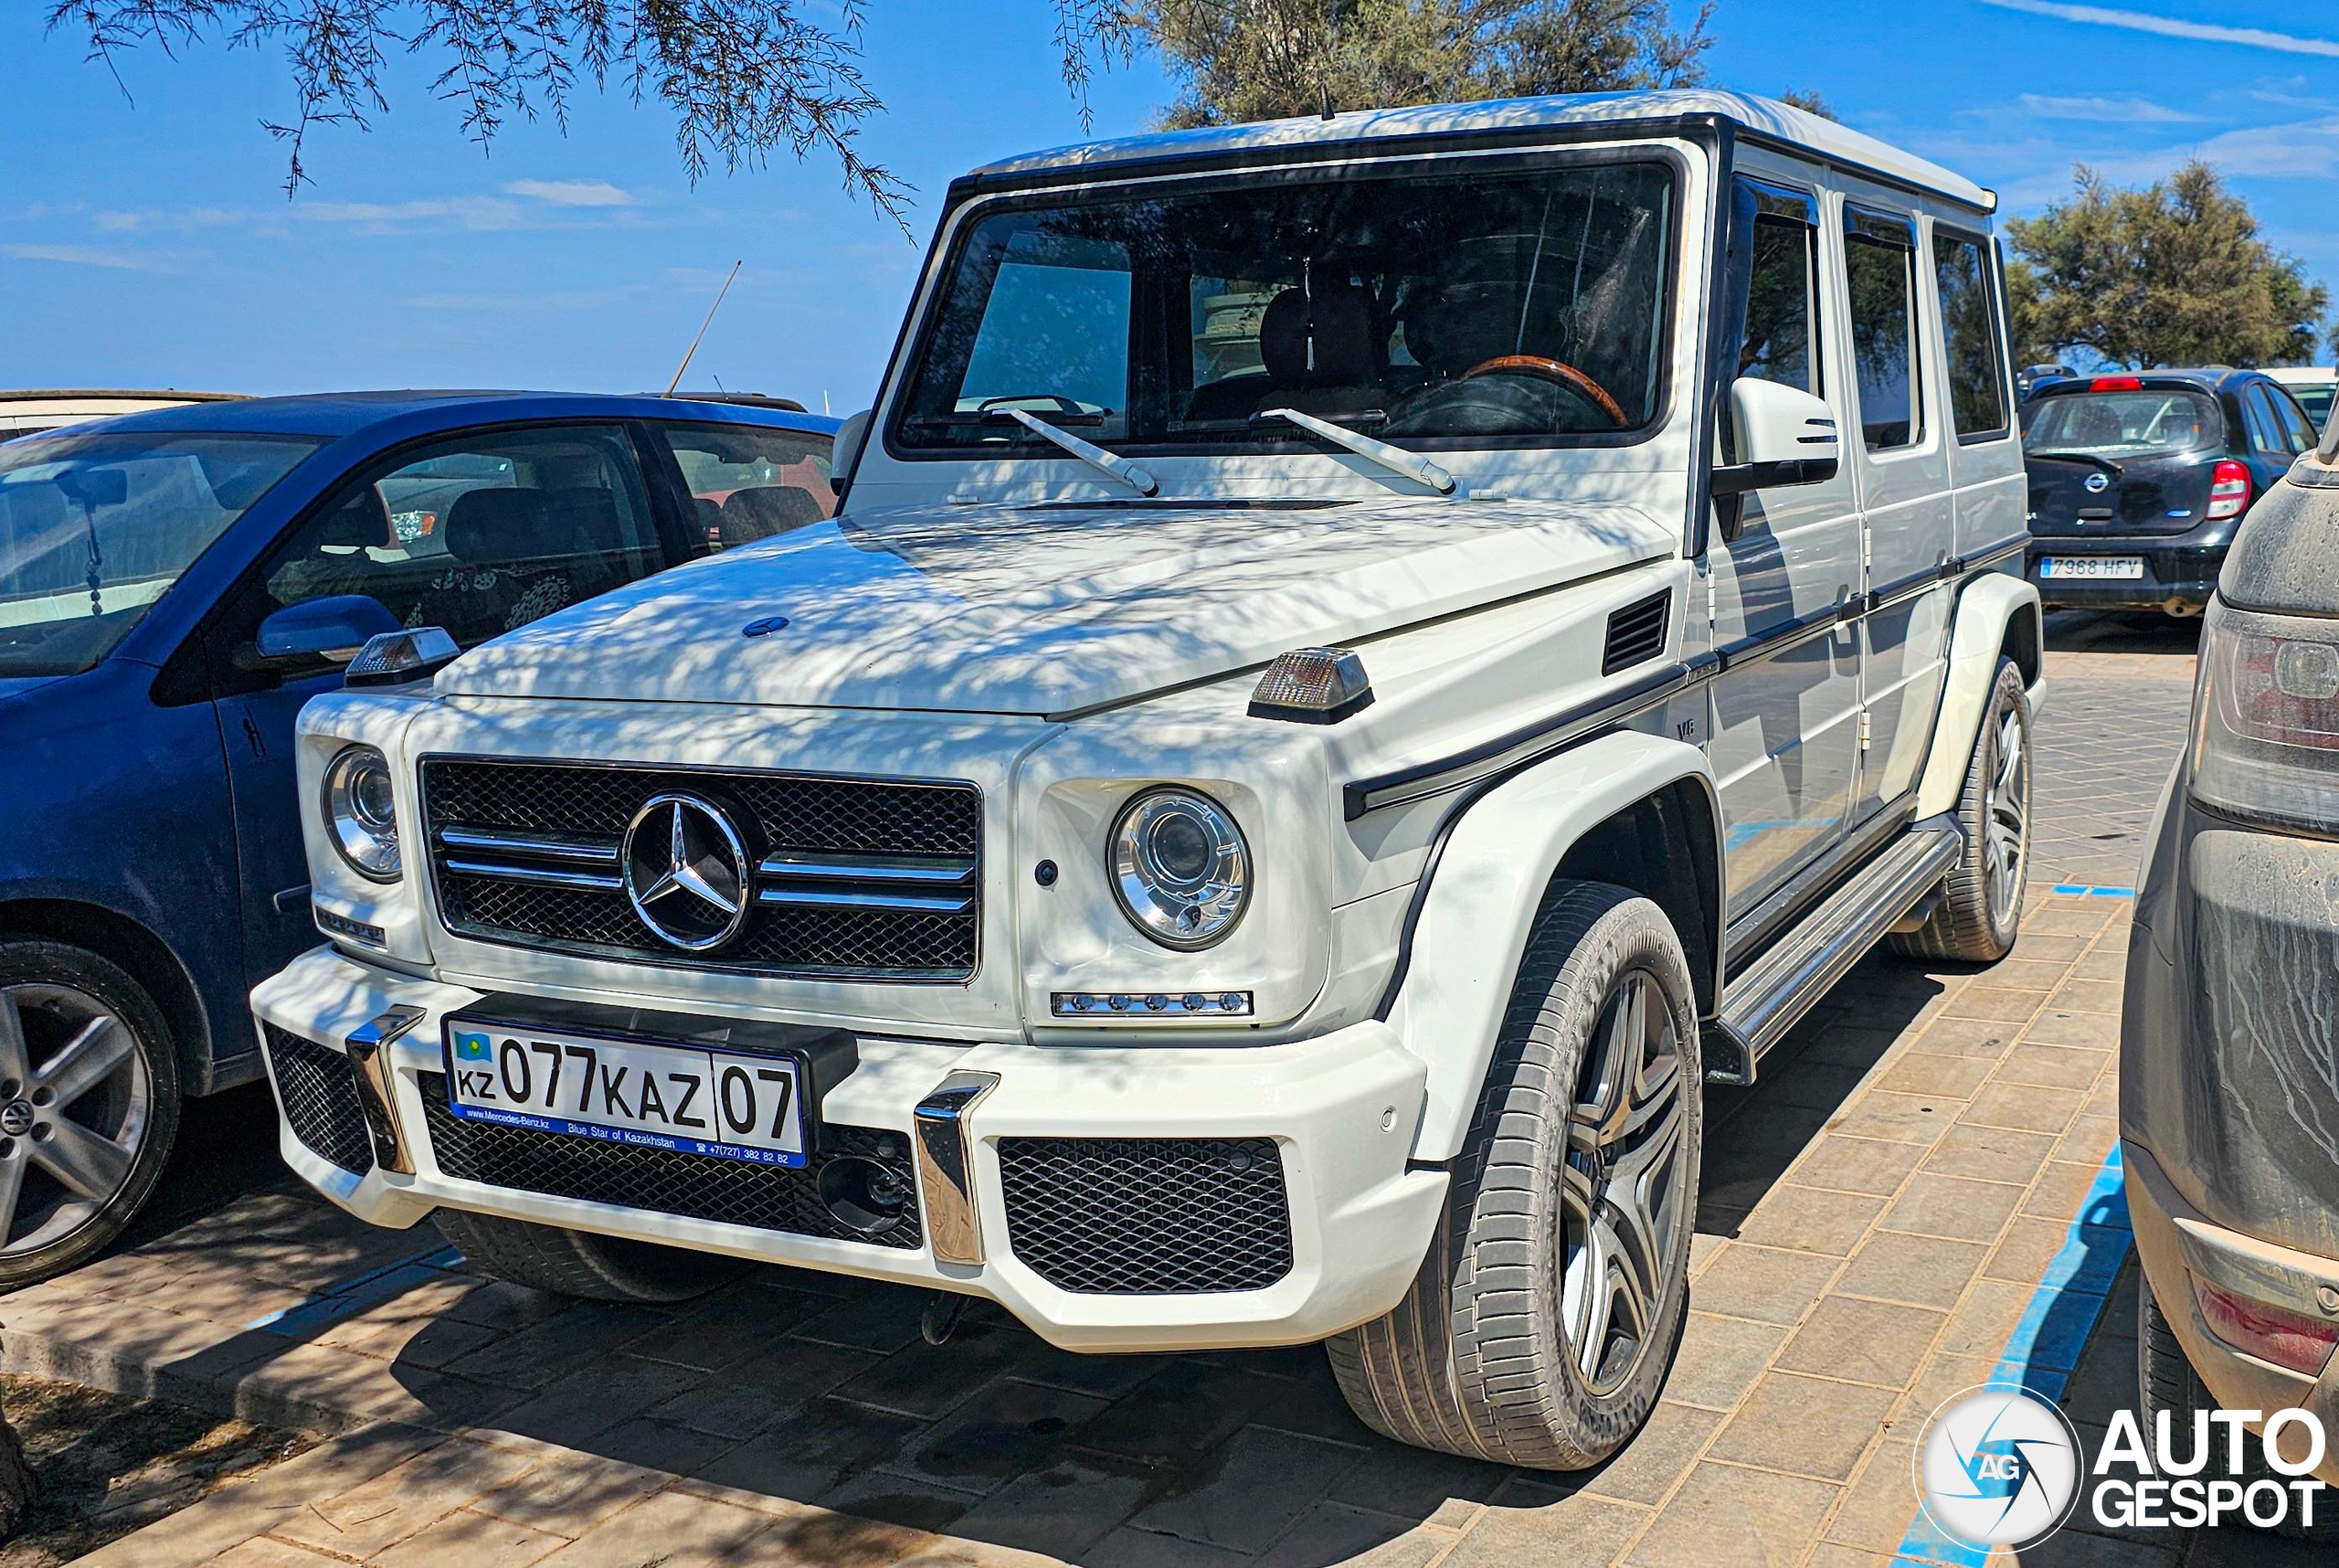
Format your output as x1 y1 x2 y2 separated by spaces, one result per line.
1858 712 1873 752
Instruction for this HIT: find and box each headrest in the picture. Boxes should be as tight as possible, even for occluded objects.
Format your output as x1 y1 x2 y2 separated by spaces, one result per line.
1258 281 1381 388
720 485 825 546
315 485 392 550
444 487 624 566
2068 403 2125 447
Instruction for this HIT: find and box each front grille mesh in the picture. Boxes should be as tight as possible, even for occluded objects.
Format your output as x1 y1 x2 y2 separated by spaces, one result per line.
420 758 980 978
998 1137 1294 1295
418 1074 922 1250
265 1027 374 1176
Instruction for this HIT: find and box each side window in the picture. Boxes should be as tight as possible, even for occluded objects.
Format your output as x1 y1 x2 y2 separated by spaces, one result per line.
1741 207 1820 393
1843 209 1922 451
2269 387 2319 455
652 422 837 551
2242 386 2289 456
257 424 663 649
1932 229 2010 440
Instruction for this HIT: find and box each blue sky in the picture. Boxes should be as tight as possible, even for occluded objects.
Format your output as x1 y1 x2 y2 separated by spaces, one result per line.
4 1 2334 407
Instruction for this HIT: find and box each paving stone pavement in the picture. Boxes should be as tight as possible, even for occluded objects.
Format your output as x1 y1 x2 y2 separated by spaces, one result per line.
8 613 2267 1568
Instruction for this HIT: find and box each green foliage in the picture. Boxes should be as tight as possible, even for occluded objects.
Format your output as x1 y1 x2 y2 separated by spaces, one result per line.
2006 161 2332 369
1138 0 1714 130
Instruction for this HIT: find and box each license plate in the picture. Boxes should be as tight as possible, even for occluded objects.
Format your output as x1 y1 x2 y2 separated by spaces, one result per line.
2039 556 2144 580
444 1021 808 1167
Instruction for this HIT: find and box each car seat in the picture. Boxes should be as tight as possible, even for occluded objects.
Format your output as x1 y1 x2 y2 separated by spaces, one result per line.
410 487 631 639
717 485 827 546
1183 280 1386 425
2065 402 2127 449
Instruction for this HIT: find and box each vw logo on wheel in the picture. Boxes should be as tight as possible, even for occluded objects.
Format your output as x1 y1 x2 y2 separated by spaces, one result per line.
1912 1385 2084 1550
620 793 753 951
2083 471 2111 493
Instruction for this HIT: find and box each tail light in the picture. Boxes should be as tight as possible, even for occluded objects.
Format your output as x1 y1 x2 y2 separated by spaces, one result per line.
2191 599 2339 829
2194 1276 2339 1377
2207 459 2252 521
2091 376 2143 392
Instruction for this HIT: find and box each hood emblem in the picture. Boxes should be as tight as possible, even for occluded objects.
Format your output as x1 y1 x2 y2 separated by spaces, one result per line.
2083 472 2111 493
621 794 752 951
742 615 791 638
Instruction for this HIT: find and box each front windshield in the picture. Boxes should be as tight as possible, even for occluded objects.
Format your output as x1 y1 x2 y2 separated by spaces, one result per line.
0 431 321 677
2023 389 2219 460
894 157 1677 455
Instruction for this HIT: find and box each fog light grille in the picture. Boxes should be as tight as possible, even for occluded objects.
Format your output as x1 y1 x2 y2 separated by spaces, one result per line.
263 1026 375 1176
998 1136 1293 1294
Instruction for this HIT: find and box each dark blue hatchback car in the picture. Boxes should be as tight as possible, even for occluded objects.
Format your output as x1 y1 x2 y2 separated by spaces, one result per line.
0 391 839 1281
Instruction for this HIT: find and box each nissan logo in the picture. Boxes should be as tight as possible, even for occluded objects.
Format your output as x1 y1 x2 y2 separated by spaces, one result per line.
620 794 752 951
2083 471 2111 493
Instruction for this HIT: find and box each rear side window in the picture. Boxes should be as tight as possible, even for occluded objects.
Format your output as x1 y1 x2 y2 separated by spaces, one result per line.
2241 386 2291 456
2025 390 2219 458
653 422 836 552
1932 230 2009 440
1844 210 1921 450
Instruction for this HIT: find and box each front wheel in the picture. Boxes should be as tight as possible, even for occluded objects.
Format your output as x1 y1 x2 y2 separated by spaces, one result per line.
0 940 183 1287
1892 655 2030 962
1329 883 1701 1468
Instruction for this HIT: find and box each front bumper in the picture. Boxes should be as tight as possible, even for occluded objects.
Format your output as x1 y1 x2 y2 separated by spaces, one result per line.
2125 1140 2339 1485
250 946 1444 1352
2026 536 2228 611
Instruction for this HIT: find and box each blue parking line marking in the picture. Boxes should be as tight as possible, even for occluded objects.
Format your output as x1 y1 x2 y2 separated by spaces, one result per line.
2050 884 2136 898
1893 1146 2132 1567
243 1245 465 1336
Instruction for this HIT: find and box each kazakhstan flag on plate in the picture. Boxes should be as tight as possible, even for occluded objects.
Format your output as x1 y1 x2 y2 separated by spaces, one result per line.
452 1030 492 1063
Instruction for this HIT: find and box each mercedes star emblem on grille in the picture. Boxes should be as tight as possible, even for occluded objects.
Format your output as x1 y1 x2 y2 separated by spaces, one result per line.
620 793 752 950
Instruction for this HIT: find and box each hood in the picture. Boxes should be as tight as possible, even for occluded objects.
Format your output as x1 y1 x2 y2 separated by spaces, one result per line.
439 494 1676 715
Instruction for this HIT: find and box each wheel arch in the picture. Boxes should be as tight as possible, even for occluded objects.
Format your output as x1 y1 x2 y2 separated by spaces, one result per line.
1916 573 2045 820
1381 729 1721 1164
0 898 211 1091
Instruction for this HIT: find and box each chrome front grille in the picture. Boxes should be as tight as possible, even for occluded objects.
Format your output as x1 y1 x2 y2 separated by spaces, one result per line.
419 758 982 978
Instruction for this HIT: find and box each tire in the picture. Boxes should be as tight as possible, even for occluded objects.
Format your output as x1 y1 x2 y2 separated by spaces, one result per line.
433 1207 749 1303
0 940 183 1288
1891 655 2030 963
1328 882 1702 1468
2139 1277 2334 1538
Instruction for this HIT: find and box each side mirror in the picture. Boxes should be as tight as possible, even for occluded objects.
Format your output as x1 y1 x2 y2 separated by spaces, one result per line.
830 408 873 501
1711 378 1840 496
257 595 402 664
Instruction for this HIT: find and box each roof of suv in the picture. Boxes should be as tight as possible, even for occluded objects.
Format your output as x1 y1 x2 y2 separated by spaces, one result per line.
39 390 840 440
967 90 1994 212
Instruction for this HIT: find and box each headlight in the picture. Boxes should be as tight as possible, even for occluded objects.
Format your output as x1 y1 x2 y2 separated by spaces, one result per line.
323 745 401 881
1109 788 1250 949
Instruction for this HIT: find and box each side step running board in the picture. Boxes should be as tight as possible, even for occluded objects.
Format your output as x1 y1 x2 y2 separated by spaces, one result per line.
1703 816 1965 1086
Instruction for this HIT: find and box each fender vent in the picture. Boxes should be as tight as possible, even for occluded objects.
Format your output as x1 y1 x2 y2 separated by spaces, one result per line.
1602 589 1672 674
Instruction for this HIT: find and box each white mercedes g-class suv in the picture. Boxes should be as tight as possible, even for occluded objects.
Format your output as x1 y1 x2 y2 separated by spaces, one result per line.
254 91 2041 1469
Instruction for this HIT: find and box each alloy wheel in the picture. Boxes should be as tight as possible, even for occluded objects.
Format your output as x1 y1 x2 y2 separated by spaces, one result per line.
1984 700 2030 924
0 982 153 1256
1560 967 1690 1397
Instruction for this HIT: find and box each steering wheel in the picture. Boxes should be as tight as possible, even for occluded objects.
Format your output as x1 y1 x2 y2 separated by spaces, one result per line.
1459 355 1629 428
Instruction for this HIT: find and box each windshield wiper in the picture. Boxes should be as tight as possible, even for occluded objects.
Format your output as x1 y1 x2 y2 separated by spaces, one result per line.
1001 408 1159 497
2027 450 2125 478
1254 407 1455 496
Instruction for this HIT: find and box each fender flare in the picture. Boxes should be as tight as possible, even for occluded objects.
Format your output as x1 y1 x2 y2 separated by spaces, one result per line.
1916 573 2045 819
1383 729 1720 1163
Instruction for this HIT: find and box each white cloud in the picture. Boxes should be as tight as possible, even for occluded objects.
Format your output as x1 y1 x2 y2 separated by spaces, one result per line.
505 179 634 207
1980 1 2339 58
301 196 530 231
1995 116 2339 207
2016 93 2202 123
0 242 164 271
